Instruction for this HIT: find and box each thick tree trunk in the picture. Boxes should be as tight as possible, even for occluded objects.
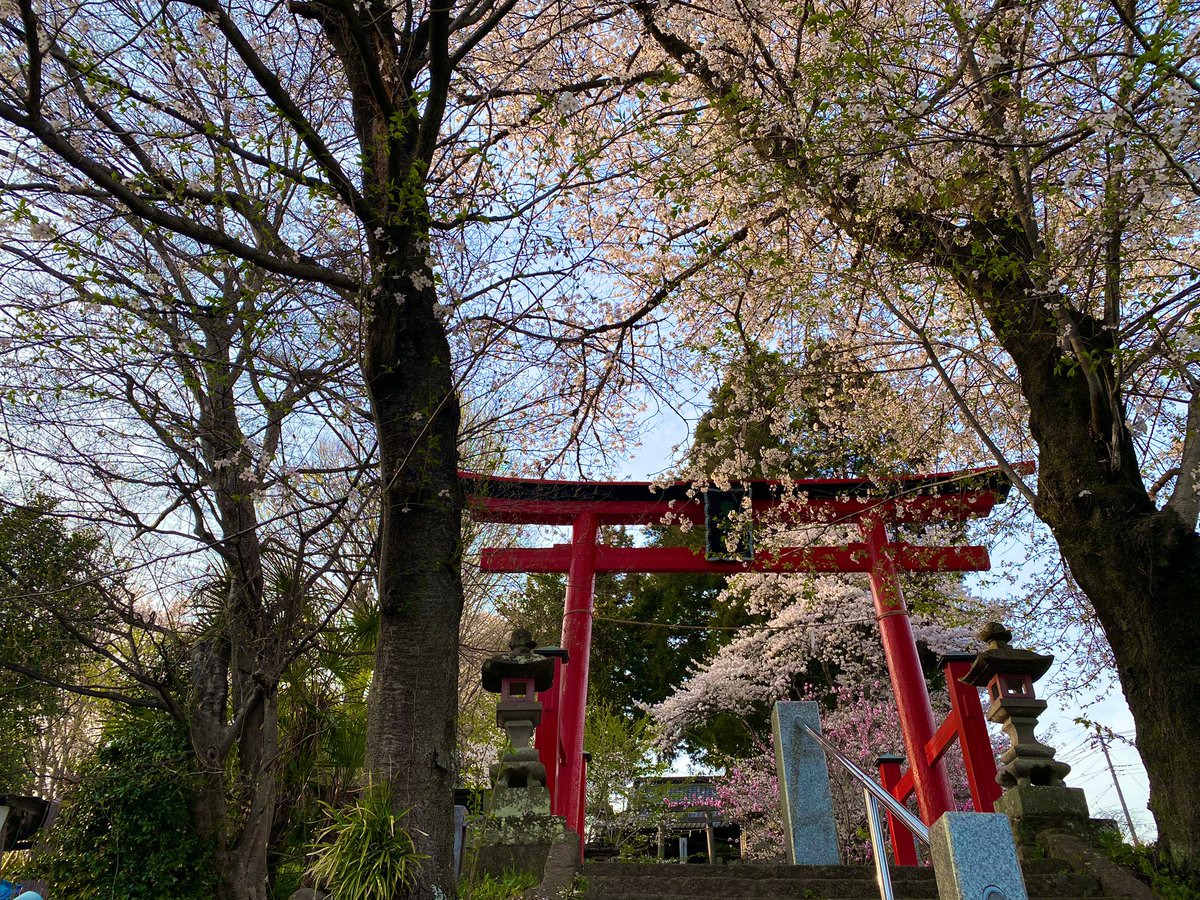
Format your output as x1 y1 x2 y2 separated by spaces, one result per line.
972 233 1200 875
1022 357 1200 874
364 268 463 897
190 636 281 900
291 6 467 891
1074 518 1200 875
227 692 280 900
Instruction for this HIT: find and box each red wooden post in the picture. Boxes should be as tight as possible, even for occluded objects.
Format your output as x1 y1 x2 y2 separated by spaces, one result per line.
557 512 599 849
860 515 955 825
941 655 1001 812
579 751 591 858
876 755 920 866
535 653 565 804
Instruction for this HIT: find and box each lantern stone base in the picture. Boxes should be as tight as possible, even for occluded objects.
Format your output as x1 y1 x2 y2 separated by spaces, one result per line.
464 808 572 882
996 784 1118 851
489 783 552 818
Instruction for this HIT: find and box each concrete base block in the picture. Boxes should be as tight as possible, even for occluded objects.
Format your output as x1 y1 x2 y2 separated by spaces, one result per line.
931 812 1029 900
996 785 1117 849
772 701 840 866
465 811 568 881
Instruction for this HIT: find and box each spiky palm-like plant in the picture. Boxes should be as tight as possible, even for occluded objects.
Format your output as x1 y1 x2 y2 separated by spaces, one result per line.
307 783 426 900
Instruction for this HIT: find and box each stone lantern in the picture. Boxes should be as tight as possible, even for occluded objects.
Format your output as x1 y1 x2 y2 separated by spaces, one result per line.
468 628 571 883
481 628 556 799
963 622 1114 848
962 622 1069 788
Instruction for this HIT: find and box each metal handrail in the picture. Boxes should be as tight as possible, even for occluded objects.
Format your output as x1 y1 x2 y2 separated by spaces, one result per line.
802 724 929 843
801 724 927 900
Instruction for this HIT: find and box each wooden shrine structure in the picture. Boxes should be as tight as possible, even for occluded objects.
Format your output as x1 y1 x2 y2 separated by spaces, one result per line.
463 464 1027 859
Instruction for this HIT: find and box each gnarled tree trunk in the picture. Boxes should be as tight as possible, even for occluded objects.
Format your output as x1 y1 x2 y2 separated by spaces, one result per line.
978 252 1200 874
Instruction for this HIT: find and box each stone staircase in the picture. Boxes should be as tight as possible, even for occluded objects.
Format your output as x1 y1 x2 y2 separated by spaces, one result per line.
579 858 1117 899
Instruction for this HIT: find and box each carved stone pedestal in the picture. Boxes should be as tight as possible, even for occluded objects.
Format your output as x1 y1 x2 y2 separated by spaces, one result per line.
996 784 1117 850
466 809 572 880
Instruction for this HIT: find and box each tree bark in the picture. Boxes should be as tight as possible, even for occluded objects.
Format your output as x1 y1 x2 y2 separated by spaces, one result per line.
186 310 285 900
293 3 466 892
364 265 464 897
978 259 1200 875
856 207 1200 873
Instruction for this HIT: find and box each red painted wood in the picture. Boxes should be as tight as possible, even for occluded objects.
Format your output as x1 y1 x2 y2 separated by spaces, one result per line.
480 543 991 574
535 657 563 802
925 712 961 765
578 753 589 858
465 495 1007 526
943 657 1002 812
557 513 598 847
860 515 955 825
461 464 1032 526
878 759 920 866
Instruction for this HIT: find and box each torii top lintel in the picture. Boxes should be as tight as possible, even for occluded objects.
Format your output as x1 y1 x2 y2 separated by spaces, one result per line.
460 463 1031 528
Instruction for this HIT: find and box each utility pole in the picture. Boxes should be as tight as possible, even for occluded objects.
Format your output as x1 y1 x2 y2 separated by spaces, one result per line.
1094 726 1141 847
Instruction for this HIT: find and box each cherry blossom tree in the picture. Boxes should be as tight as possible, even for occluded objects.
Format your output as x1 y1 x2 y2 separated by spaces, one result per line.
0 0 684 892
587 0 1200 872
647 568 983 751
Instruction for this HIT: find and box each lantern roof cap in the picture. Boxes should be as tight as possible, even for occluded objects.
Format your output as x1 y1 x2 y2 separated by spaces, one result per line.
481 628 556 693
962 621 1054 687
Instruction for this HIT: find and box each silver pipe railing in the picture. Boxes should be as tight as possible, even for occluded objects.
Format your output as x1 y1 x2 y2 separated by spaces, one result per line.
801 724 928 900
802 724 929 842
863 788 894 900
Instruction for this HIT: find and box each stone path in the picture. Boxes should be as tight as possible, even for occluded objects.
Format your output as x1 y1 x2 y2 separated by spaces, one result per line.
579 857 1133 899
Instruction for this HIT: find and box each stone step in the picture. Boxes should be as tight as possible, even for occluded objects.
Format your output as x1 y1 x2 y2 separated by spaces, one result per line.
583 877 1103 899
591 897 1108 900
585 858 1072 876
580 860 1105 899
584 877 935 898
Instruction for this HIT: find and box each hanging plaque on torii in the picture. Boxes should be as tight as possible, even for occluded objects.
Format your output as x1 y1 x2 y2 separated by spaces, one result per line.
463 464 1029 855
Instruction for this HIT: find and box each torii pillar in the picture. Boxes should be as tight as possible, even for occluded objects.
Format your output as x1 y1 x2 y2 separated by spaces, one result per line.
557 512 598 842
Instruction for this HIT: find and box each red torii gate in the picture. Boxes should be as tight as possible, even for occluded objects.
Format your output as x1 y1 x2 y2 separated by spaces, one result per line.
464 464 1024 853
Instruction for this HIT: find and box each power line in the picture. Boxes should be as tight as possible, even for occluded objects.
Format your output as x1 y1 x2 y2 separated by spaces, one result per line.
592 613 880 632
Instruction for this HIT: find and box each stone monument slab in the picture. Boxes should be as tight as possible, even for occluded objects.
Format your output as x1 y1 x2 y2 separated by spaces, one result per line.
772 701 840 866
931 811 1029 900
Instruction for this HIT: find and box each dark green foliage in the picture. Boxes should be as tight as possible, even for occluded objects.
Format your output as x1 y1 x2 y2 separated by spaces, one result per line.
305 783 425 900
690 345 902 480
460 869 540 900
268 596 375 895
0 498 112 792
1100 834 1200 900
34 709 218 900
511 525 752 725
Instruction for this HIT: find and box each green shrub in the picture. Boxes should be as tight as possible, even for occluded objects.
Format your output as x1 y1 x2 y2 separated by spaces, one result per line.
33 708 218 900
1101 834 1200 900
461 869 540 900
306 783 425 899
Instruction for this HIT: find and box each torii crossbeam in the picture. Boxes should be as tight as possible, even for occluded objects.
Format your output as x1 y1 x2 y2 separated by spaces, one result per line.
464 464 1027 853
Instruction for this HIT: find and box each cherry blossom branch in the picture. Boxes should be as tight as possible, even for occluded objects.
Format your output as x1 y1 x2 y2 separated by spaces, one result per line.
878 294 1037 505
